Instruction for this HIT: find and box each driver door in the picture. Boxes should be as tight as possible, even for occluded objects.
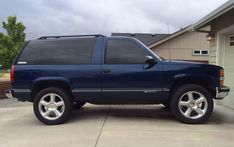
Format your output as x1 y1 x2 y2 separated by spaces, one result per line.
101 38 164 104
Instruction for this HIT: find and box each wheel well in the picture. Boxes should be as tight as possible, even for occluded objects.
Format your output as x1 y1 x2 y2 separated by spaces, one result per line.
169 77 216 99
31 81 73 101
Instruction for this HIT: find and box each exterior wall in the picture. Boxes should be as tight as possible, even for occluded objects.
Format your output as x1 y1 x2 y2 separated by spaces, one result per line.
223 34 234 108
208 8 234 65
207 9 234 108
209 33 218 65
150 31 209 62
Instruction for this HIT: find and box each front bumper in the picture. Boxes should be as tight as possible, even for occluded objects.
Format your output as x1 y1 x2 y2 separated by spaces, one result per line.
215 86 230 99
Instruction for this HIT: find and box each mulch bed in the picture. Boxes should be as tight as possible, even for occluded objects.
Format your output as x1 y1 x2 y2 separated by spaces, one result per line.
0 79 10 99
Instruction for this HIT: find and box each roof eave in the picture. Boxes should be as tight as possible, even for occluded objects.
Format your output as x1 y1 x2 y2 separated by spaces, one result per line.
192 0 234 30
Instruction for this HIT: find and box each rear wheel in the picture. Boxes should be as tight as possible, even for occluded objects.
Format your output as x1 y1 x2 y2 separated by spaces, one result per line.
170 84 213 124
33 87 72 125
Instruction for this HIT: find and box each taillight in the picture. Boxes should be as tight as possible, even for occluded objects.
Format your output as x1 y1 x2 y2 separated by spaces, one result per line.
10 65 15 83
220 69 224 86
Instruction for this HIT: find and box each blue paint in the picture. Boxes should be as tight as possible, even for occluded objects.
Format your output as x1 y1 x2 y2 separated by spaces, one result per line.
11 36 224 104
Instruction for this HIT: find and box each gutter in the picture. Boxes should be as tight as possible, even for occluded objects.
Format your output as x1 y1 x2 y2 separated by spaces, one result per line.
192 0 234 30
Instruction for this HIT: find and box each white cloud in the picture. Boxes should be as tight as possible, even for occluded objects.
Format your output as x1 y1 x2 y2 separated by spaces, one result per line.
0 0 228 39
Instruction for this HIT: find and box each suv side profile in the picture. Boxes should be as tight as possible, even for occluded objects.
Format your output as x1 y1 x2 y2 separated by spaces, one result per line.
9 35 230 125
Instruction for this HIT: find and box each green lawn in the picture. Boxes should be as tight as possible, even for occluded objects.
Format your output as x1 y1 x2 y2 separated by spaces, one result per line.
0 70 10 79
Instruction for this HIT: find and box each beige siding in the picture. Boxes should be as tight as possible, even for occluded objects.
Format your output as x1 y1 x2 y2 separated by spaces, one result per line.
209 34 217 65
150 31 209 62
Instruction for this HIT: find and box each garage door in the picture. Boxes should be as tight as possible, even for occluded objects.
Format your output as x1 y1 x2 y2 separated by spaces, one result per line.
223 35 234 109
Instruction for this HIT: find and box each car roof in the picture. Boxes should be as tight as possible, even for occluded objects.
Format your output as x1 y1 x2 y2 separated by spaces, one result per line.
34 35 136 42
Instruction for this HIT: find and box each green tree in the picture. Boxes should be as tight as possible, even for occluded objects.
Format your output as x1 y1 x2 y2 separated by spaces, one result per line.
0 16 26 69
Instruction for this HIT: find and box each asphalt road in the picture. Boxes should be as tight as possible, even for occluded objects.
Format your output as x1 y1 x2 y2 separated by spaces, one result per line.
0 98 234 147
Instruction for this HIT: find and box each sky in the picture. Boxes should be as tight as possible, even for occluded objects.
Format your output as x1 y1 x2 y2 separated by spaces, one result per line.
0 0 229 40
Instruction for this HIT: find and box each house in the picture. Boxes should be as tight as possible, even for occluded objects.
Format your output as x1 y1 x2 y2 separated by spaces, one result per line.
112 29 210 63
148 27 210 63
192 0 234 108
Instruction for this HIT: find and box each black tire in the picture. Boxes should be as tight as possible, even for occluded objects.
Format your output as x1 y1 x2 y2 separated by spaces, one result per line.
33 87 72 125
73 101 86 110
170 84 213 124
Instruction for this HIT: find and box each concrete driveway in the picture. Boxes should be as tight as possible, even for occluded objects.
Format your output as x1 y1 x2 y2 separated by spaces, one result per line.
0 99 234 147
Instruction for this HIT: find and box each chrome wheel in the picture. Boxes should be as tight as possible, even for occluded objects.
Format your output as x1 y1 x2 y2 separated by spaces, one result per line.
38 93 65 120
178 91 208 119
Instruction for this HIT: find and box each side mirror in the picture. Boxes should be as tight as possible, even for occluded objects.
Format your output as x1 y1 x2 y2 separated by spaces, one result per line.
144 56 156 69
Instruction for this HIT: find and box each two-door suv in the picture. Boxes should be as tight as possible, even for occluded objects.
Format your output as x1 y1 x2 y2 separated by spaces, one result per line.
9 35 230 125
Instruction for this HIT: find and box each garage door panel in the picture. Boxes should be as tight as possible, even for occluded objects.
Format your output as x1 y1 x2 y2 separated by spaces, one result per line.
223 38 234 109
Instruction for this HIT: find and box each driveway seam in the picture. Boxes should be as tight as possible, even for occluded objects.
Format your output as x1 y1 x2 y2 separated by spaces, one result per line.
94 105 111 147
222 104 234 111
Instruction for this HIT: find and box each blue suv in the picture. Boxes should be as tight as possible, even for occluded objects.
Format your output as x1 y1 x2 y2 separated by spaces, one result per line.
9 35 230 125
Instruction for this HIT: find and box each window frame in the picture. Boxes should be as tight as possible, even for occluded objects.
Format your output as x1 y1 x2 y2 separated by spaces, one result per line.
192 49 209 56
229 35 234 47
16 38 97 65
104 38 151 65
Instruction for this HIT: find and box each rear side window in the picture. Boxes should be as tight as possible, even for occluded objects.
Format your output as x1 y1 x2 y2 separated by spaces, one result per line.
105 39 147 64
17 38 96 65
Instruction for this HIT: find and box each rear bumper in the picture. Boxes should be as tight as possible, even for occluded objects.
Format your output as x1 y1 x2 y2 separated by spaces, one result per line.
8 89 32 102
5 90 15 99
215 86 230 99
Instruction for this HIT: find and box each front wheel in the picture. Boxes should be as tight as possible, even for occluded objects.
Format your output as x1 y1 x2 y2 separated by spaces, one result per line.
170 84 214 124
33 87 72 125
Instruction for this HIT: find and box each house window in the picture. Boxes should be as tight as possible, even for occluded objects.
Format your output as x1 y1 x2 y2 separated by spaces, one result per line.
230 36 234 46
193 50 209 56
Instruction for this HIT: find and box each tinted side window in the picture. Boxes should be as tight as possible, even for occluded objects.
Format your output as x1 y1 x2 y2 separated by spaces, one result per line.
17 38 96 65
105 39 147 64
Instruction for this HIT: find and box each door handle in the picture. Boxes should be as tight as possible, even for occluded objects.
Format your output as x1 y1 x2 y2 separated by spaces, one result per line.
103 69 111 74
